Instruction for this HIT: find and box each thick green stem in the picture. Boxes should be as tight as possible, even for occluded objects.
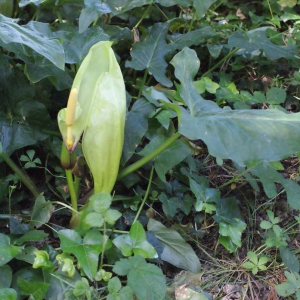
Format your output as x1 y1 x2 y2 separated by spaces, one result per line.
0 152 40 198
117 131 181 180
65 170 78 219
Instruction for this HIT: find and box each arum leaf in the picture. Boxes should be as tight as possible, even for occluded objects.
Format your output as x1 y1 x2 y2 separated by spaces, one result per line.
58 229 103 280
148 219 201 273
0 234 21 266
228 28 297 60
0 15 65 69
126 23 172 87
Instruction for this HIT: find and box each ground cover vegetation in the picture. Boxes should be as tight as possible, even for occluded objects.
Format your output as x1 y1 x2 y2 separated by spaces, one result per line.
1 0 300 299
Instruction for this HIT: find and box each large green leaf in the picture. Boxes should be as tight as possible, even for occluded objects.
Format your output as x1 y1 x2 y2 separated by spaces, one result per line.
148 219 201 273
17 277 49 300
31 194 54 229
0 15 65 69
121 98 154 165
126 23 172 87
113 221 157 258
58 229 103 280
228 28 297 60
55 25 109 64
113 256 166 300
0 234 21 266
170 48 300 166
0 288 17 300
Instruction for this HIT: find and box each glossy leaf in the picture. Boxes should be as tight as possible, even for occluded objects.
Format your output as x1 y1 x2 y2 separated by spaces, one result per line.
122 98 154 165
228 28 297 60
58 229 103 280
113 256 166 300
17 277 49 300
113 221 157 258
126 23 172 87
30 194 54 229
0 288 17 300
0 15 65 69
148 219 201 273
0 234 21 266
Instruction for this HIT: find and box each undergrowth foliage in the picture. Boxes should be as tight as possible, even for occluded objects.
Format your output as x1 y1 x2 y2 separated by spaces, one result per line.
0 0 300 299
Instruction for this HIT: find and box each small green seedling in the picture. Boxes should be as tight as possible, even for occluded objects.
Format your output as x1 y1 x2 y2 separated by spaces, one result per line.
242 251 269 275
20 150 41 169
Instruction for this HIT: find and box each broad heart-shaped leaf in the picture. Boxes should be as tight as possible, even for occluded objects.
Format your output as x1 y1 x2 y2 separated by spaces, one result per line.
0 15 64 69
228 27 297 60
30 193 54 229
148 219 201 273
193 0 217 18
113 221 157 258
125 22 172 87
170 48 219 115
179 105 300 166
158 193 182 218
219 219 246 251
17 277 49 300
58 229 103 280
171 48 300 165
113 256 166 300
213 197 244 225
0 234 22 266
121 98 155 165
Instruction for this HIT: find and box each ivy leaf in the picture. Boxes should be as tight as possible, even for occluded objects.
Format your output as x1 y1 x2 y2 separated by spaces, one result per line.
17 277 49 300
113 221 157 258
148 219 201 273
218 219 246 252
30 194 54 229
113 256 166 300
58 229 103 280
122 98 154 165
126 23 172 87
228 27 297 60
158 193 181 218
14 230 48 245
0 234 21 266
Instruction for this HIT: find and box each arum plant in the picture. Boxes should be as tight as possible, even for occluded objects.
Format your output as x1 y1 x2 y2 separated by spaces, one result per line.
58 41 126 226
